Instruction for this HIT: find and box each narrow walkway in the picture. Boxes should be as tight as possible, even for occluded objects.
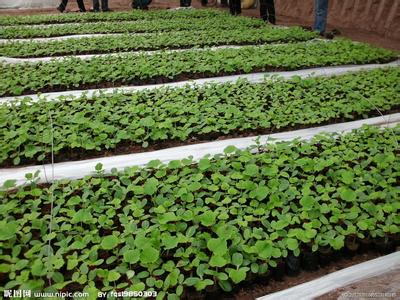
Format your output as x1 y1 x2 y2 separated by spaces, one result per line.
258 251 400 300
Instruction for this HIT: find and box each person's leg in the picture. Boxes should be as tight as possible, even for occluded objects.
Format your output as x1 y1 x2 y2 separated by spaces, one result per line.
229 0 235 15
58 0 68 12
235 0 241 15
314 0 329 34
77 0 86 11
266 0 275 24
259 0 267 21
101 0 109 11
92 0 100 11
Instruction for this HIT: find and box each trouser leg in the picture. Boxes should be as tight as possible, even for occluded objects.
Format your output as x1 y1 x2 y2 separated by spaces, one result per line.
229 0 234 14
93 0 100 10
230 0 241 15
77 0 86 11
101 0 109 10
314 0 329 33
266 0 275 24
235 0 241 14
58 0 68 11
259 0 267 21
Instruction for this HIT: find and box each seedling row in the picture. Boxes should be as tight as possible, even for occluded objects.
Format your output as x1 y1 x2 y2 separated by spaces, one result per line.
0 40 396 97
0 9 228 26
0 125 399 299
1 68 399 168
0 27 317 58
0 17 264 39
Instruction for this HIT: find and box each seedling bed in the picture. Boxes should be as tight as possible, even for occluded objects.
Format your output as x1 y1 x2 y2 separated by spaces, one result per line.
0 40 396 96
0 17 264 39
1 68 399 167
0 125 399 299
0 27 317 58
0 9 229 26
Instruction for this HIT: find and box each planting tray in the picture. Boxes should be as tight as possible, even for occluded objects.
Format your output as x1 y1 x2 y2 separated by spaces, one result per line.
1 60 398 105
257 251 400 300
1 113 398 187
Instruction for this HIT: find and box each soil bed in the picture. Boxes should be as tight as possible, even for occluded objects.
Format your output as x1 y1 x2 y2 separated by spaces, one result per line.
2 106 399 168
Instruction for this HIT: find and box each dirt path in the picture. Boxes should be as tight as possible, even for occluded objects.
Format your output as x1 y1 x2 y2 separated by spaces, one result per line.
316 268 400 300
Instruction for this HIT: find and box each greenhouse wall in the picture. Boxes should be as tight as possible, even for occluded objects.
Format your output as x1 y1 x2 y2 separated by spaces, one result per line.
276 0 400 40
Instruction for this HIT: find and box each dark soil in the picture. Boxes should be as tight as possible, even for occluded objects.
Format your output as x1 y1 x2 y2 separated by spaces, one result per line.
2 58 397 97
2 106 399 169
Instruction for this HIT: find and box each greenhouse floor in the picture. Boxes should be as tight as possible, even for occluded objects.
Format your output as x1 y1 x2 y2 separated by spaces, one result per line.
0 4 399 299
317 268 400 300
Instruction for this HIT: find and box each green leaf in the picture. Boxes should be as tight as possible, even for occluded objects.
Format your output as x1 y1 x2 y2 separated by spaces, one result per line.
339 187 357 202
341 171 354 184
184 277 200 286
254 241 272 259
357 220 369 230
140 117 156 127
198 158 211 171
224 145 237 154
100 235 119 250
231 253 243 267
123 249 140 264
286 238 299 251
244 164 259 177
209 255 228 267
194 279 214 291
0 221 18 240
107 270 121 282
144 178 158 195
207 238 227 255
140 246 159 264
300 195 315 209
2 179 16 190
227 267 249 284
198 211 216 227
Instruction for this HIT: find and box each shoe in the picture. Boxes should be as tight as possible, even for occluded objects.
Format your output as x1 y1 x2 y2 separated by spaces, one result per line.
331 28 341 35
56 6 64 13
320 31 334 39
301 26 313 31
102 8 113 12
89 8 100 12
